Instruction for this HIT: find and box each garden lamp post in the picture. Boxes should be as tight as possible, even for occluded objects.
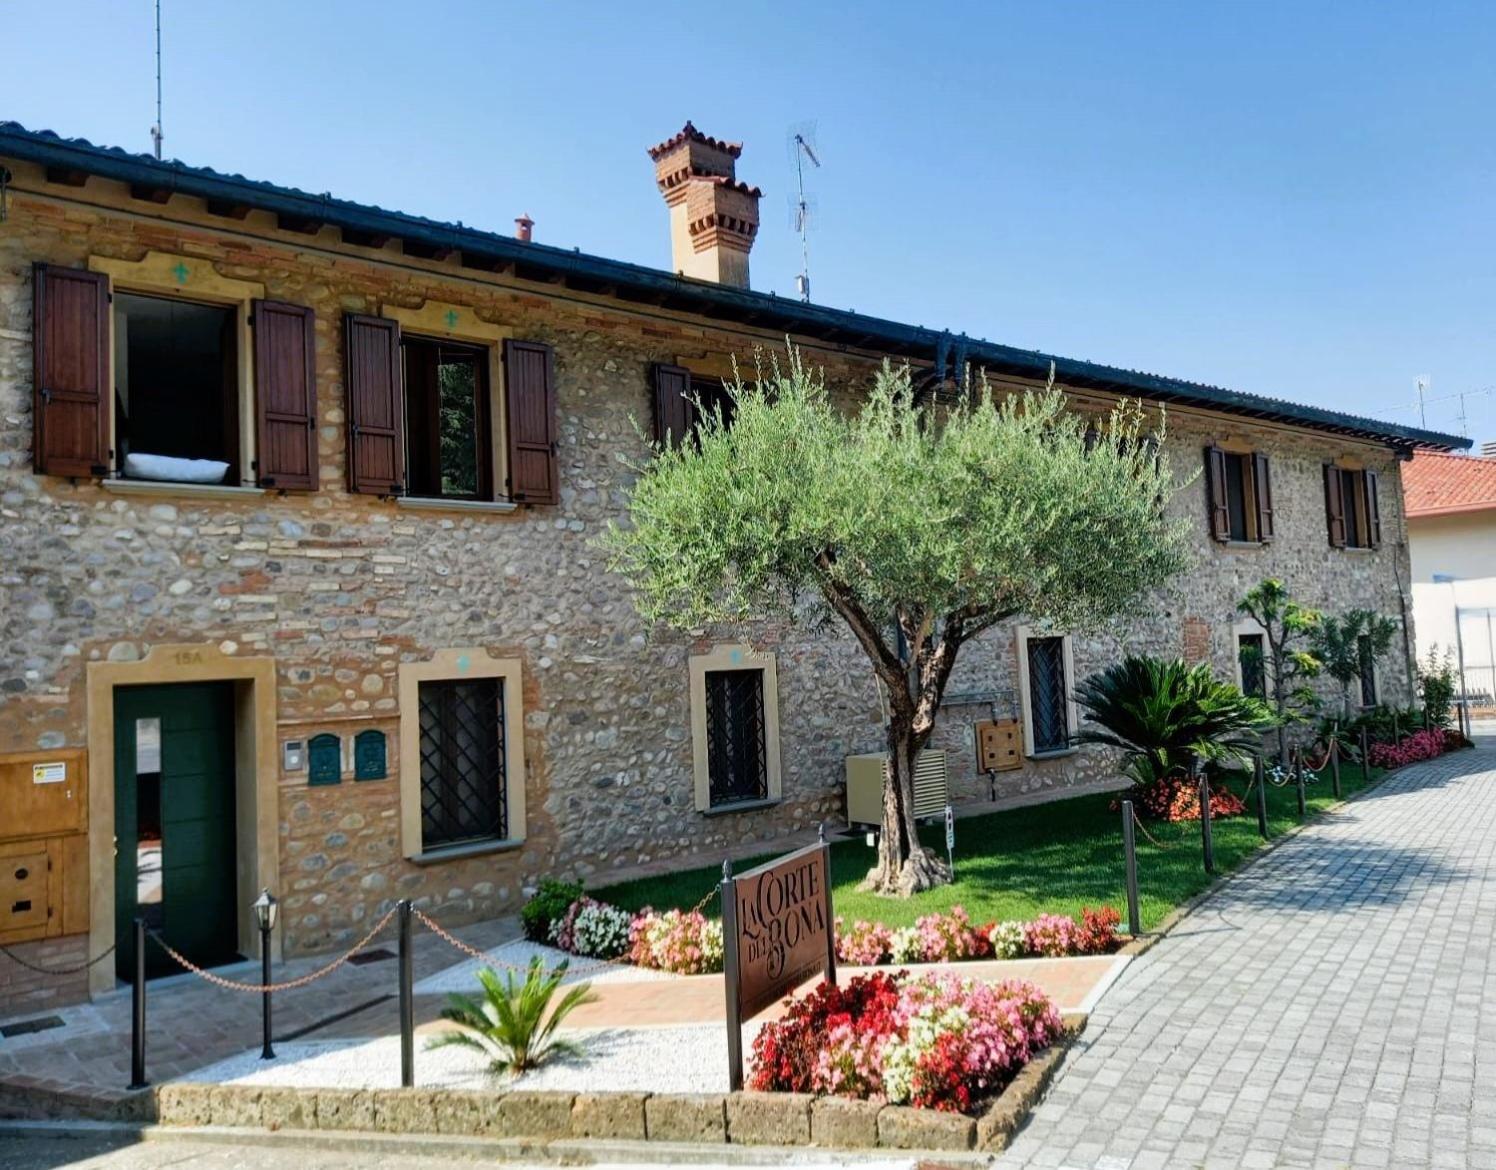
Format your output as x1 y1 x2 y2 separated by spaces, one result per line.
252 888 278 1060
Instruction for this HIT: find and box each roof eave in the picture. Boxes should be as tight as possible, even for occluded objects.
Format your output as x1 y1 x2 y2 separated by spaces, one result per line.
0 122 1471 454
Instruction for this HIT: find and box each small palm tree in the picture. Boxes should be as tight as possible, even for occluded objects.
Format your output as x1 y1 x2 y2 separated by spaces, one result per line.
426 958 598 1075
1073 655 1273 787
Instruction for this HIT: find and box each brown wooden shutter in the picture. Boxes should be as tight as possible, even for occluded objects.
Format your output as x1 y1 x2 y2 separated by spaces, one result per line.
504 339 558 504
1364 470 1382 548
32 263 110 478
251 299 317 490
1204 446 1230 542
1324 464 1347 547
343 314 405 495
1252 453 1274 542
652 363 693 448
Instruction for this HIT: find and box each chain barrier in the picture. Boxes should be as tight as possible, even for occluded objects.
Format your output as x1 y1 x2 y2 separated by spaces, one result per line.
1128 807 1178 851
414 880 722 978
0 942 117 977
142 905 399 993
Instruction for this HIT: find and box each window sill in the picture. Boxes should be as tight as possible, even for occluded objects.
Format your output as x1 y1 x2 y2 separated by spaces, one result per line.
396 496 518 515
1026 748 1079 762
1339 546 1376 555
1221 540 1266 550
407 837 524 865
700 796 780 818
102 480 267 501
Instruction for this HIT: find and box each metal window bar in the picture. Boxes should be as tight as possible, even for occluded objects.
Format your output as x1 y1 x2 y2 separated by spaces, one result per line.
705 669 768 806
1028 637 1069 752
417 678 506 849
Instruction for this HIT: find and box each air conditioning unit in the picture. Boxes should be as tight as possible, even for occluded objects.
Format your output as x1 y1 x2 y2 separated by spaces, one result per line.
845 750 950 827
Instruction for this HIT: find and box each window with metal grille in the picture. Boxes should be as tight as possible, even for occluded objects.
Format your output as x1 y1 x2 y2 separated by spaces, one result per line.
1358 634 1378 707
705 669 768 807
418 678 506 850
1027 636 1069 753
1238 633 1267 698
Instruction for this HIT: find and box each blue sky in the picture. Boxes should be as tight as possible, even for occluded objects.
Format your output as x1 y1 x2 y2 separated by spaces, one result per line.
6 2 1494 441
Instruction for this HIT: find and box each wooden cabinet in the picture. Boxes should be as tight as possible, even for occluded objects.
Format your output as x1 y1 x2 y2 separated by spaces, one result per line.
0 748 89 943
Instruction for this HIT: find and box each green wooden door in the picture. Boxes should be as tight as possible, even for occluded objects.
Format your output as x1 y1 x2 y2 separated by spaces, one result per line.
114 682 239 980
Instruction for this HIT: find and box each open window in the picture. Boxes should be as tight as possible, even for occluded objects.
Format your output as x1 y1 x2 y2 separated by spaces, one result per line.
114 292 239 484
1357 634 1379 707
402 337 491 500
31 259 317 490
345 315 556 505
1205 446 1273 544
1324 465 1381 550
1238 632 1267 698
651 363 735 448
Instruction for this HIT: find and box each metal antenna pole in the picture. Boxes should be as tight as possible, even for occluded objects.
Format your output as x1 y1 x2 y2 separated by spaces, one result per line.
796 137 811 302
151 0 164 159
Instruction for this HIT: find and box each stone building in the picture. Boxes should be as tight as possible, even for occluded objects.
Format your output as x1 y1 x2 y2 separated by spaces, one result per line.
0 119 1466 1015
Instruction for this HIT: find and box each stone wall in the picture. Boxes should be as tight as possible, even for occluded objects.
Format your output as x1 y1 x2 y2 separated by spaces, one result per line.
0 173 1416 1010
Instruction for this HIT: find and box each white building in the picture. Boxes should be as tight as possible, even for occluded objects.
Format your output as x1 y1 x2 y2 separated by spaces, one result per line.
1405 450 1496 709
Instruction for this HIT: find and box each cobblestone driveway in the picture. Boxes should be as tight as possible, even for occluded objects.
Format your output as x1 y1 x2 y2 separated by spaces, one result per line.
1001 743 1496 1170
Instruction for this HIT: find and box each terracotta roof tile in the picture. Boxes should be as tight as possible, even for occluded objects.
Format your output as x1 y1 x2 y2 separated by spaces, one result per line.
1404 450 1496 517
646 121 743 160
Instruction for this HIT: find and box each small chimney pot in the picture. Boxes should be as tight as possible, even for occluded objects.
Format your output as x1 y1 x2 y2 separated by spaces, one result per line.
514 214 534 243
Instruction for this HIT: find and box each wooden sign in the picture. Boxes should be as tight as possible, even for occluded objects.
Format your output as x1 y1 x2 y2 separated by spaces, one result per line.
721 834 837 1090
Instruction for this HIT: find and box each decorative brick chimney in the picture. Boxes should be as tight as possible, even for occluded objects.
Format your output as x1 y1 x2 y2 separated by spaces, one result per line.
648 122 761 288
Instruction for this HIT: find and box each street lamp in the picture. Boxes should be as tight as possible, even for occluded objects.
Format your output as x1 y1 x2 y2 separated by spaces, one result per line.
252 888 278 1060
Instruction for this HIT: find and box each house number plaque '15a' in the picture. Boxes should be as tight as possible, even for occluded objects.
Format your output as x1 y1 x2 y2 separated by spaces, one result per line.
720 832 837 1090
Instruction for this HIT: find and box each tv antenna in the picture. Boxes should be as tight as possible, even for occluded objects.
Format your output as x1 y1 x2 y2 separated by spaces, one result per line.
787 122 821 302
150 0 163 159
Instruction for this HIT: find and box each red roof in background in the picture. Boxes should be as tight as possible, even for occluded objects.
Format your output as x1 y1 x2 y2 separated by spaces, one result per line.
1404 450 1496 518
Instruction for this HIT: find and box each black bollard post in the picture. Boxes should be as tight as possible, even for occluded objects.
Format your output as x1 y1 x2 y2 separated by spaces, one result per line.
259 918 275 1060
127 917 148 1090
1122 800 1141 937
1331 736 1342 799
1295 747 1306 817
398 900 414 1089
1198 765 1215 874
1255 754 1268 839
1360 726 1371 776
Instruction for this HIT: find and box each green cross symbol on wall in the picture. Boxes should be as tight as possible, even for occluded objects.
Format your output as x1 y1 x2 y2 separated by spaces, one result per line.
444 309 460 329
171 261 190 285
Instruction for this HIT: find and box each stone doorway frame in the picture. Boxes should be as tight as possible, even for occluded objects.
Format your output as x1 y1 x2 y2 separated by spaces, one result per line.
85 644 280 997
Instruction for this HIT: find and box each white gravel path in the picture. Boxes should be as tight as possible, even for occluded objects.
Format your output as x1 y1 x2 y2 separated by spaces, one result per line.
414 937 676 993
181 1022 761 1094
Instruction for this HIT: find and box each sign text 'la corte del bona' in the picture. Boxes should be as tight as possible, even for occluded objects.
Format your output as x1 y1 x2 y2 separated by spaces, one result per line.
720 826 837 1090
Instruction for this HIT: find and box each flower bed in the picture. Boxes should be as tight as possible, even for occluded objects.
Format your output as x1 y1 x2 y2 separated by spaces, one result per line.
1112 773 1247 822
1368 727 1467 769
834 905 1121 967
535 896 1119 976
748 969 1062 1114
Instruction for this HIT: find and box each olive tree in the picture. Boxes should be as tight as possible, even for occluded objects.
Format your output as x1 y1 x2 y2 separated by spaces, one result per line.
604 349 1189 896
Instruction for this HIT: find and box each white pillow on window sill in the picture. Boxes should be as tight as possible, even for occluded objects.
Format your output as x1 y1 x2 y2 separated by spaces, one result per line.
122 452 230 485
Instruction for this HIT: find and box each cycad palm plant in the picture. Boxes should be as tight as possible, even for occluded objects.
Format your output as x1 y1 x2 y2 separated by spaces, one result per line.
426 958 598 1075
1072 655 1273 787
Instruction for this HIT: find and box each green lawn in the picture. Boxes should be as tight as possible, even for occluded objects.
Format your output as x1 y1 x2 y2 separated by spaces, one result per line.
593 761 1385 932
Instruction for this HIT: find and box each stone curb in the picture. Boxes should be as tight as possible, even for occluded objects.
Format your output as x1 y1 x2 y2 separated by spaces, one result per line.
143 1020 1087 1153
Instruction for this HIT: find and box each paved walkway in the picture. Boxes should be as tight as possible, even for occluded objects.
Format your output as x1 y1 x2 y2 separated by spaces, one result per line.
1000 741 1496 1170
